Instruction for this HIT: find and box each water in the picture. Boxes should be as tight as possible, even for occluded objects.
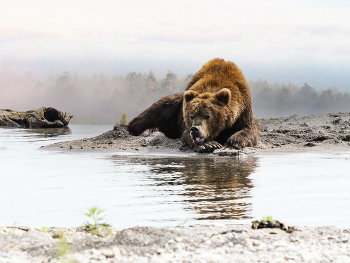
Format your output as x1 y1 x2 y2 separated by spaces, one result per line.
0 125 350 228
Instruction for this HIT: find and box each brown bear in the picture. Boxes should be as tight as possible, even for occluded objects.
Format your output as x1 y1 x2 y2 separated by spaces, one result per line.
127 58 259 152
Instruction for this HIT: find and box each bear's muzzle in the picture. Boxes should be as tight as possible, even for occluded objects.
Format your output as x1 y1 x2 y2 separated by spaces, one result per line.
190 126 205 143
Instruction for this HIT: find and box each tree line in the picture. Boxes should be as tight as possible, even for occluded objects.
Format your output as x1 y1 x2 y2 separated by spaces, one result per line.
250 80 350 118
1 70 350 124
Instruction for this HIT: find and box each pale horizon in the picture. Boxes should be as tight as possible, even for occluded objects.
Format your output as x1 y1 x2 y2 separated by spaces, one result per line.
1 0 350 89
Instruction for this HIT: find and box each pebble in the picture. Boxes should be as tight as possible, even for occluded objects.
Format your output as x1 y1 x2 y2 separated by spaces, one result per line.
174 237 182 242
100 248 114 258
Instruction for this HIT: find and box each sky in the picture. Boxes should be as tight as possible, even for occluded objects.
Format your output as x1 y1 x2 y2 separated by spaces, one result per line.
1 0 350 89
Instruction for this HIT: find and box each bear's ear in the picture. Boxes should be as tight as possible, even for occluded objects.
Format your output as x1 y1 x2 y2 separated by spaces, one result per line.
184 90 199 103
215 88 231 105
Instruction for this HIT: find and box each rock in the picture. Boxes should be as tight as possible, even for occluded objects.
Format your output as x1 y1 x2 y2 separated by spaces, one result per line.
213 148 240 156
251 220 296 233
0 107 72 128
174 237 183 242
100 248 114 258
304 142 316 147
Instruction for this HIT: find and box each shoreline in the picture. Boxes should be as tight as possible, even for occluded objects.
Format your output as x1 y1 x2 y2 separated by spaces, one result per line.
42 112 350 156
1 224 349 262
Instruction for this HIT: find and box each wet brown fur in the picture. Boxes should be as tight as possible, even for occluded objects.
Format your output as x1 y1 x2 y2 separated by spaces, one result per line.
127 58 259 151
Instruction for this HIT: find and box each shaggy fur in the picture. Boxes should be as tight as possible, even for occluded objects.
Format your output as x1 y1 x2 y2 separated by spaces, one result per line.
127 58 259 152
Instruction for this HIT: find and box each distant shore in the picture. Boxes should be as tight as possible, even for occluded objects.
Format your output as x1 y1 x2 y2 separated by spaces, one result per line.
1 224 349 262
43 112 350 156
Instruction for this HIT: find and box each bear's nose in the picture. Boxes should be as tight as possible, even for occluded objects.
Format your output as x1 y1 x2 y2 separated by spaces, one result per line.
190 126 200 133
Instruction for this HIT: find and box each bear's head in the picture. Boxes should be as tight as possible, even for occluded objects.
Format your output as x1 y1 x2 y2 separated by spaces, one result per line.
183 88 237 144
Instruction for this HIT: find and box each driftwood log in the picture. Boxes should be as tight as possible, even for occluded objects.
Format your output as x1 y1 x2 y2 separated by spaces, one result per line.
0 107 72 128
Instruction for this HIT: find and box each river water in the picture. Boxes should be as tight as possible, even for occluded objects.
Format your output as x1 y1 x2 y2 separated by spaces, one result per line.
0 125 350 229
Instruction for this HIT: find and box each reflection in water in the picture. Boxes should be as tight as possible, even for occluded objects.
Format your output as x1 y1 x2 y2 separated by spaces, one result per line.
0 126 72 138
114 155 259 222
26 127 71 137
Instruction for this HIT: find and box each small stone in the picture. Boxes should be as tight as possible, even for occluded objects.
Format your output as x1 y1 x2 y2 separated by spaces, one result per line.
174 237 182 242
252 240 260 246
205 240 212 245
290 235 299 242
167 239 175 244
101 248 114 258
273 241 288 248
10 245 19 251
156 248 165 254
304 142 316 147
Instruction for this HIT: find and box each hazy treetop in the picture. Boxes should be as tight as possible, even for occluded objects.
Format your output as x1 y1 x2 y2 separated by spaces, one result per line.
1 71 350 125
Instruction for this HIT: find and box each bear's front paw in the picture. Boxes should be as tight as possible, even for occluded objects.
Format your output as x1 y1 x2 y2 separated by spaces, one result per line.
225 136 251 150
194 141 223 153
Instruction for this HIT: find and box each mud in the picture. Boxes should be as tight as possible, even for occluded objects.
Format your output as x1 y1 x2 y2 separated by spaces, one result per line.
43 113 350 155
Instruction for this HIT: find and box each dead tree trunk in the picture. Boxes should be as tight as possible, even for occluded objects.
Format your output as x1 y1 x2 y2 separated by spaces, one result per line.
0 107 73 128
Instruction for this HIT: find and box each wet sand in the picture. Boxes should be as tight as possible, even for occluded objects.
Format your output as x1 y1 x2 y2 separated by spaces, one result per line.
43 112 350 155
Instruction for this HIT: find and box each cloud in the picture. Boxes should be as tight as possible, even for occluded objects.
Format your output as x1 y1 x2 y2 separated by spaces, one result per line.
0 30 59 43
335 46 350 56
295 26 350 36
141 33 241 44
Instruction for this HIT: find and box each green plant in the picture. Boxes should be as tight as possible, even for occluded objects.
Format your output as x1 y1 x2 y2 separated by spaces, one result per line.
174 219 189 228
52 230 65 239
119 113 128 125
56 235 73 263
83 207 112 237
261 216 277 222
40 227 49 232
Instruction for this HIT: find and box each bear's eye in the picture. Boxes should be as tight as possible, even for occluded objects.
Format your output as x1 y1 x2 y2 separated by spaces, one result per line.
204 115 210 119
189 115 195 120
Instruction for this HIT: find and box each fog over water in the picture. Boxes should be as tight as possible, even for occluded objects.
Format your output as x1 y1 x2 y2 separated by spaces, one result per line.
1 67 350 125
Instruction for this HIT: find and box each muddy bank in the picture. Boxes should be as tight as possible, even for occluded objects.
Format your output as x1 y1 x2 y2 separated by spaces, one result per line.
43 112 350 155
246 112 350 155
1 224 349 262
42 125 185 154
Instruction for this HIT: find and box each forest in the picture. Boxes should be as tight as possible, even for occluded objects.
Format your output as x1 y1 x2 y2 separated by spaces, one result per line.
1 70 350 125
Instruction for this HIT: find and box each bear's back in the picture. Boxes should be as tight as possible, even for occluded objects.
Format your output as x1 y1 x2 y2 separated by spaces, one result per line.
186 58 250 97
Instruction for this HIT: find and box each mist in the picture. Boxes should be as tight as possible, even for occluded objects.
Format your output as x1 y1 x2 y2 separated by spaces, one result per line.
3 57 350 91
1 66 350 125
2 0 350 123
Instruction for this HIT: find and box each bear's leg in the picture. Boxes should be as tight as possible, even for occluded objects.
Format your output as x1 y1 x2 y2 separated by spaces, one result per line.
225 126 259 150
127 93 184 139
221 108 260 150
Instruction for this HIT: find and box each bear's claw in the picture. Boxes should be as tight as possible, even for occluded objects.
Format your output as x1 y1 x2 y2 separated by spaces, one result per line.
194 140 223 153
